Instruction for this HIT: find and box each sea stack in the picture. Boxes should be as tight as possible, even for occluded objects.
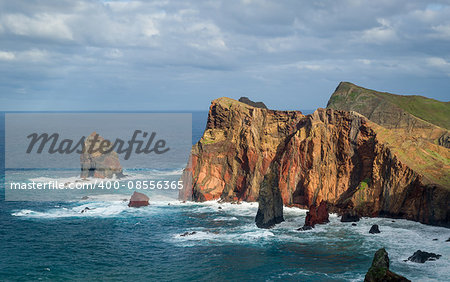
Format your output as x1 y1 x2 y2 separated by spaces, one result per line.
299 201 329 230
364 248 410 282
80 132 124 179
255 169 284 228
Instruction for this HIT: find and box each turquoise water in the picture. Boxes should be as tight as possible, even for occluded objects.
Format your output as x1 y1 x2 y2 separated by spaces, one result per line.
1 113 449 281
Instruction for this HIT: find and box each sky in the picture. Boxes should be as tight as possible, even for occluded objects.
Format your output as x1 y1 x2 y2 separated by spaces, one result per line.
0 0 449 111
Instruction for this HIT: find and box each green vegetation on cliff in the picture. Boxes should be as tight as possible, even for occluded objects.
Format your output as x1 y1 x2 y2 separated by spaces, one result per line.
327 82 450 188
378 93 449 129
327 82 450 130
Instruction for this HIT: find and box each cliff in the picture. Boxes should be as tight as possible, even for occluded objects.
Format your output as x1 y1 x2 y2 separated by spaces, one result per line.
327 82 450 148
179 97 303 202
180 91 449 228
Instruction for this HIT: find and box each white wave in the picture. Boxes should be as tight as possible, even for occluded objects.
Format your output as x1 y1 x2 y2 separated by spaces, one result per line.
173 226 276 247
181 200 259 217
83 194 130 201
214 216 238 221
12 201 130 218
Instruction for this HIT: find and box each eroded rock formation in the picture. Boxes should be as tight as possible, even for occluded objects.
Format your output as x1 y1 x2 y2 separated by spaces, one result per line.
304 201 329 228
180 94 450 228
407 250 441 263
365 248 410 282
80 132 124 179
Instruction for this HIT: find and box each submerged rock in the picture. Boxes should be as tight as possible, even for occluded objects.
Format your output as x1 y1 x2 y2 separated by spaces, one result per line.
180 231 197 237
364 248 410 282
297 225 313 231
369 224 380 234
352 223 357 226
128 192 149 208
80 207 91 213
407 250 441 263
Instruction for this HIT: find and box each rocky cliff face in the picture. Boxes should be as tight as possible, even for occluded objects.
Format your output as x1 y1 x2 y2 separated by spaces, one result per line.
180 96 449 228
179 97 304 202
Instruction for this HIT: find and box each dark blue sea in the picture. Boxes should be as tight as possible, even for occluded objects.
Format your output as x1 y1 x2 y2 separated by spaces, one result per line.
0 112 449 281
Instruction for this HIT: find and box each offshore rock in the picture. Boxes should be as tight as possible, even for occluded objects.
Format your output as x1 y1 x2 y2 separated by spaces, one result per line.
80 132 124 179
128 192 149 208
365 248 410 282
407 250 441 263
180 94 450 228
303 201 329 228
369 224 381 234
255 168 284 228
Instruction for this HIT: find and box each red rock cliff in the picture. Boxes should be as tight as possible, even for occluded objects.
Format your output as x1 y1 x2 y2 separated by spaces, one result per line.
180 97 449 227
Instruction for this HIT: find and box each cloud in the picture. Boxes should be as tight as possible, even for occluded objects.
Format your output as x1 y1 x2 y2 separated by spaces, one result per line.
1 13 74 41
431 24 450 39
360 18 397 43
427 57 449 67
0 50 15 61
0 0 449 111
104 48 123 59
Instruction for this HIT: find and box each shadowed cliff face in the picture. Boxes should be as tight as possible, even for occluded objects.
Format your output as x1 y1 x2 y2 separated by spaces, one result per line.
180 96 449 228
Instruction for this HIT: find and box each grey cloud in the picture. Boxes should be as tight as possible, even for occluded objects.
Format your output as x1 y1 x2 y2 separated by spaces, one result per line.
0 0 449 111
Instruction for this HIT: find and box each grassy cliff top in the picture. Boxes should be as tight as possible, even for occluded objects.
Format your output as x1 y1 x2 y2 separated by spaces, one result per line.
328 82 450 129
371 121 450 187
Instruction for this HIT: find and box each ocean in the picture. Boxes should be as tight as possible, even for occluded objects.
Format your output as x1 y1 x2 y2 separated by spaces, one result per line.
0 112 449 281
